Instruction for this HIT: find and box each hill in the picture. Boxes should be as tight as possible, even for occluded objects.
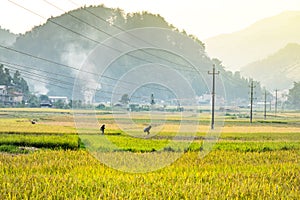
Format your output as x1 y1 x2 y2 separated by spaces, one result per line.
240 43 300 90
204 11 300 71
0 5 261 102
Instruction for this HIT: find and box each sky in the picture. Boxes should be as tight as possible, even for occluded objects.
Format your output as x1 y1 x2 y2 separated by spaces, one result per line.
1 0 300 39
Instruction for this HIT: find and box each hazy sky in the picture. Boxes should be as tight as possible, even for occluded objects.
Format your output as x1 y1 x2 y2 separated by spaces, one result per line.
1 0 300 39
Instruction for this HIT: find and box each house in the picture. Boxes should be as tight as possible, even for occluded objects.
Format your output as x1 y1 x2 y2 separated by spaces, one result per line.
0 85 8 103
0 85 23 105
197 94 211 105
48 96 69 104
0 85 7 95
40 100 52 108
9 91 23 104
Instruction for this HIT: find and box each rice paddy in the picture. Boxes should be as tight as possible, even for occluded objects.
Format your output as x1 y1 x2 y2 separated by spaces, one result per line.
0 108 299 199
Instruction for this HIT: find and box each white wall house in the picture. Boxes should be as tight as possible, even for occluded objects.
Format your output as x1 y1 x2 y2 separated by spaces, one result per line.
48 96 69 104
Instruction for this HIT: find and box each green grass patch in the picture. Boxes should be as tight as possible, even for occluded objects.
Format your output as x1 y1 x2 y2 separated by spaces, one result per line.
0 145 30 154
0 134 79 150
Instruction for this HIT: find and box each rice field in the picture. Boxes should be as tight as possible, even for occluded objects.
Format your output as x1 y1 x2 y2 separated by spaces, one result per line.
0 108 299 199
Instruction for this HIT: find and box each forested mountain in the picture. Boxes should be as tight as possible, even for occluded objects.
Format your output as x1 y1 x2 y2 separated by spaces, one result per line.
204 11 300 71
0 5 260 103
241 43 300 90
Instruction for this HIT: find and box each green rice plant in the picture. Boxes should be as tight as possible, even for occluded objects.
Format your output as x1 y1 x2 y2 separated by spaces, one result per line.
0 134 79 150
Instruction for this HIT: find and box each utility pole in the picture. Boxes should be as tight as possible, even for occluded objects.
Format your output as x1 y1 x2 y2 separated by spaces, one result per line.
264 90 267 120
249 81 255 123
208 64 219 129
150 93 155 105
275 89 278 117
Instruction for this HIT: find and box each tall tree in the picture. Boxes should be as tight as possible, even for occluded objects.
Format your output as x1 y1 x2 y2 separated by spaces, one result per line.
13 70 21 85
2 68 12 86
19 78 29 95
0 64 5 85
120 94 130 104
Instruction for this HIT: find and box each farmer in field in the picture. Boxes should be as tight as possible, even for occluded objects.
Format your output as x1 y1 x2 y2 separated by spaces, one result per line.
100 124 105 135
144 125 152 135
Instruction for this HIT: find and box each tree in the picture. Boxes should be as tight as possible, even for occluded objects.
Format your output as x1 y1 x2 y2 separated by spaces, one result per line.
288 82 300 109
53 99 65 109
0 64 5 85
4 68 12 86
28 95 40 107
69 100 82 108
12 70 29 95
39 95 49 102
120 94 130 104
96 103 106 110
212 58 223 68
13 70 21 85
20 78 29 95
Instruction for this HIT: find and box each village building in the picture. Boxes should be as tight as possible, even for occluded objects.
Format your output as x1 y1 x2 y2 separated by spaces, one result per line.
48 96 69 104
0 85 23 105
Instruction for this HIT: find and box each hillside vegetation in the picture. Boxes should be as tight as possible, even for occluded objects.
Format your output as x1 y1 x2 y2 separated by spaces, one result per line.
0 5 261 101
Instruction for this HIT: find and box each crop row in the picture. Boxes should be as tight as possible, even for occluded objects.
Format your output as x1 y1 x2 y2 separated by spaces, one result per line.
80 135 300 153
1 132 300 153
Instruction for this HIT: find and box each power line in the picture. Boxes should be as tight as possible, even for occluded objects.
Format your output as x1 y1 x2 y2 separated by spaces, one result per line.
0 44 178 94
1 42 204 103
2 61 182 103
9 0 201 74
4 60 206 105
4 64 143 101
5 0 246 111
64 0 205 72
5 0 217 101
7 68 71 90
0 59 145 93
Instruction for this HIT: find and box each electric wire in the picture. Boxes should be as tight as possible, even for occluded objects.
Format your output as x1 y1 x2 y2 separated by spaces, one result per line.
2 61 168 102
9 0 204 74
4 0 254 104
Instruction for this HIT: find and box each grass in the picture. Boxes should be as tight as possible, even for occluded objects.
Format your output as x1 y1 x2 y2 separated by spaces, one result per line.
0 145 31 154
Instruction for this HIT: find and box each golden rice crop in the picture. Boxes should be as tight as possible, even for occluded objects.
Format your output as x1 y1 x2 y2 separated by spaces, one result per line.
0 118 76 134
0 150 299 199
0 108 299 199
